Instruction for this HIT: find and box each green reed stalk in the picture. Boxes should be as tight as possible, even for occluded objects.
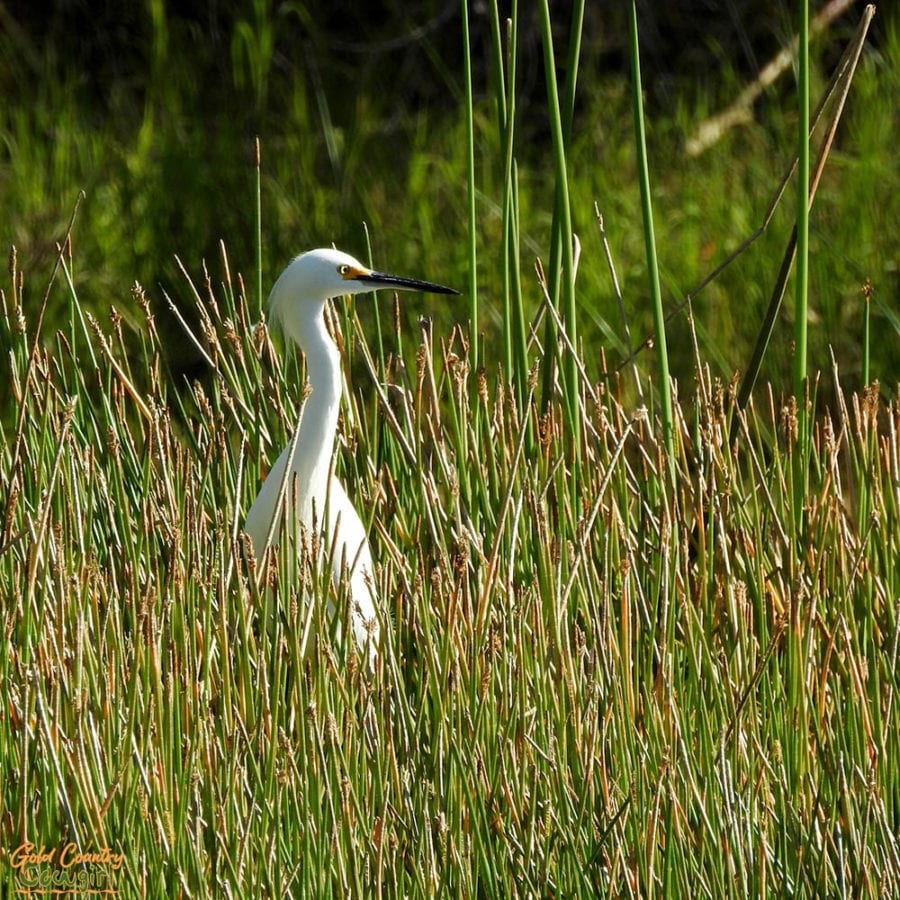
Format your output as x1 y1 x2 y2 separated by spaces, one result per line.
538 0 578 448
628 1 673 461
461 0 479 374
794 0 810 401
255 136 263 315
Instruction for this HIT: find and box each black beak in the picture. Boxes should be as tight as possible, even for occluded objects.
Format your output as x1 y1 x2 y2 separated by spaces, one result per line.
355 271 459 295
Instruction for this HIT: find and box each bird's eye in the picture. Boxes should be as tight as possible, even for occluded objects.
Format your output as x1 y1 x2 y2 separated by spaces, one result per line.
338 264 350 276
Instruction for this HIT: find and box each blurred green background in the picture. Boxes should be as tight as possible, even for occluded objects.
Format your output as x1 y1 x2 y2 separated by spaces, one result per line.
1 1 897 389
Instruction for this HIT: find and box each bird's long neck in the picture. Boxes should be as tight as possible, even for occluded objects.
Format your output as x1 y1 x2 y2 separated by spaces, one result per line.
291 310 341 526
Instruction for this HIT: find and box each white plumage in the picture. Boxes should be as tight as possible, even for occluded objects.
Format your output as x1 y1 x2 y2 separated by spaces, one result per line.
244 248 457 666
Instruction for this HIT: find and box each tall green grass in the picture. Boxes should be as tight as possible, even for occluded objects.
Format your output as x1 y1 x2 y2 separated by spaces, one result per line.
628 0 673 463
1 7 896 396
795 0 811 403
3 220 899 895
2 3 899 896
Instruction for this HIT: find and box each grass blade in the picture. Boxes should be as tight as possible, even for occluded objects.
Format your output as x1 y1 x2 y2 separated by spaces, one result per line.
628 1 673 460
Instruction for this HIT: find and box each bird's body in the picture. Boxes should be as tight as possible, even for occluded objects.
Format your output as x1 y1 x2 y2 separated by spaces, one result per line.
244 248 457 665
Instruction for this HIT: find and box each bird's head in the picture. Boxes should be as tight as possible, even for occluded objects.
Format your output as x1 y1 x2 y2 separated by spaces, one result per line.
268 248 458 346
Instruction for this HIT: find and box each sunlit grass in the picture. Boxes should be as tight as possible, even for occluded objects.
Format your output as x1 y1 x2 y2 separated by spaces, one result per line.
2 218 900 894
2 4 899 896
0 9 896 392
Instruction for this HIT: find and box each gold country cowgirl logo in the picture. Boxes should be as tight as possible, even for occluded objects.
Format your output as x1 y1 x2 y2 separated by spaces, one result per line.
8 841 123 895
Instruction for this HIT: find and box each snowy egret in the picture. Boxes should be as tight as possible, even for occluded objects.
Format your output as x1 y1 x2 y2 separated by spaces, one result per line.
244 248 458 665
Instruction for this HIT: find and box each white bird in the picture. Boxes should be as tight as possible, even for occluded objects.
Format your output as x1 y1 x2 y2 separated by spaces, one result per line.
244 248 458 666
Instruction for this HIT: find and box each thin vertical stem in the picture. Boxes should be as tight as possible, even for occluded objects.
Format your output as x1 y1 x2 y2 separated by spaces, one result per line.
461 0 479 374
629 2 673 462
794 0 810 399
538 0 578 449
255 137 263 316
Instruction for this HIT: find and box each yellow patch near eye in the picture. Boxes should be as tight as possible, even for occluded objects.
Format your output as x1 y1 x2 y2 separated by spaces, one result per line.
339 264 369 280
